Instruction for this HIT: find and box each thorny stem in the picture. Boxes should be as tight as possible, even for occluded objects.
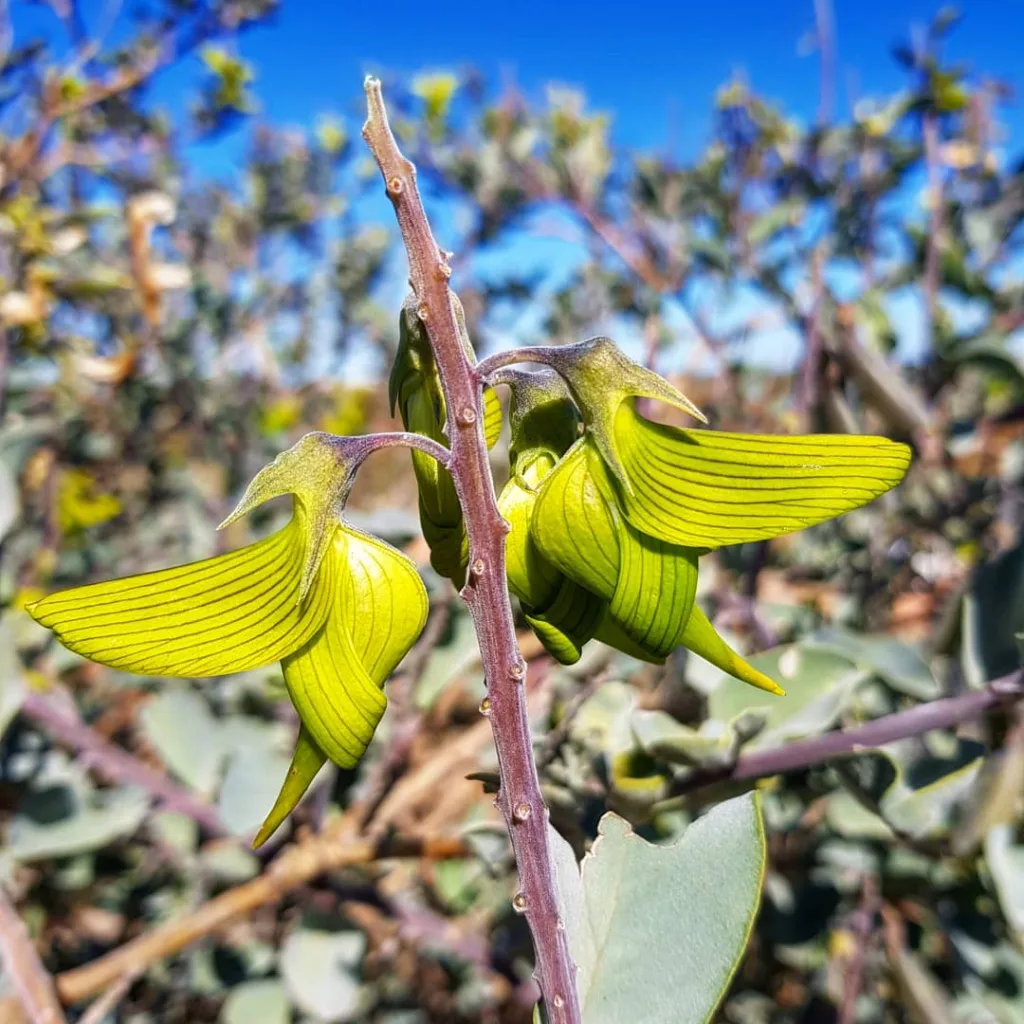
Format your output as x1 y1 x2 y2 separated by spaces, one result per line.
362 78 582 1024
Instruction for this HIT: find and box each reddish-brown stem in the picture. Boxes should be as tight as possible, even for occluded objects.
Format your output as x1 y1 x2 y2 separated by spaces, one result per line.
362 78 582 1024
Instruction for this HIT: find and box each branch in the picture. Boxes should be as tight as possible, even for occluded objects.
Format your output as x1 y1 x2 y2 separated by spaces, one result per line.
475 345 567 381
672 669 1024 796
838 874 879 1024
20 691 228 835
55 822 470 1006
362 77 582 1024
0 884 66 1024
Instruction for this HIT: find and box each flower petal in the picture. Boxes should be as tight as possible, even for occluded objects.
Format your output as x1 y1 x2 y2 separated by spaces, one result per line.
28 518 334 677
610 521 698 661
523 577 604 665
500 465 561 611
282 604 387 772
253 726 326 848
340 527 429 684
680 604 785 696
483 385 502 449
614 402 912 548
531 439 620 601
593 614 665 664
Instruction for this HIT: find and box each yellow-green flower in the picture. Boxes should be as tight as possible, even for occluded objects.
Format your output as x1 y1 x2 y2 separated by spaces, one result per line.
495 346 912 695
390 292 501 587
27 434 428 847
498 370 604 664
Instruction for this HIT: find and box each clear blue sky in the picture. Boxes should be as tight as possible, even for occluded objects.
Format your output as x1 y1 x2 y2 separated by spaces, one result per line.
177 0 1023 167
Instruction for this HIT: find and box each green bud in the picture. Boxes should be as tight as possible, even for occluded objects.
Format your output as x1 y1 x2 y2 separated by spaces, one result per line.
389 293 501 586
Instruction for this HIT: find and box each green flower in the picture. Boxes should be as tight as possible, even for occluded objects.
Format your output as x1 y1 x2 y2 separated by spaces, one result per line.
498 370 604 664
390 293 501 587
27 434 428 847
498 350 912 695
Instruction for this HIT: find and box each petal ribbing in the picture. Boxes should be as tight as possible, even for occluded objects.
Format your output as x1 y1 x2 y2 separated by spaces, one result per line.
28 517 333 677
614 401 911 548
340 527 429 684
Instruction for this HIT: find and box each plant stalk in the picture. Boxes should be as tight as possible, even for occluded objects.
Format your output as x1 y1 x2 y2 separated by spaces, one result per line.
361 78 582 1023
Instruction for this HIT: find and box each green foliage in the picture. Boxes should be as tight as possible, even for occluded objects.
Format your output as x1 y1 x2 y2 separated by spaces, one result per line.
550 796 765 1023
0 3 1023 1022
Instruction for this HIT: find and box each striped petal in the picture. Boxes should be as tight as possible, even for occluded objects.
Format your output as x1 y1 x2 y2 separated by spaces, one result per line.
28 516 334 677
500 456 562 610
483 385 502 449
531 439 620 601
523 577 604 665
613 401 912 548
609 522 698 661
257 528 427 847
281 606 387 771
530 439 698 663
341 526 429 683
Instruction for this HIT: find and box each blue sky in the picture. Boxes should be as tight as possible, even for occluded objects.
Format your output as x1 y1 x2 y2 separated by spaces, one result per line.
189 0 1023 371
191 0 1024 161
16 0 1024 372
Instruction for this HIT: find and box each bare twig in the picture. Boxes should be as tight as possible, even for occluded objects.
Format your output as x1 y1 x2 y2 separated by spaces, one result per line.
0 885 66 1024
54 823 470 1005
838 875 879 1024
672 669 1024 796
76 969 141 1024
536 673 606 771
362 78 581 1023
20 691 228 836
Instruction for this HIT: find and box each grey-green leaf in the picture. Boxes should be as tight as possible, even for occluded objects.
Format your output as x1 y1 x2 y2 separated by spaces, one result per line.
707 643 868 750
280 928 370 1023
221 979 291 1024
550 793 766 1023
6 788 149 863
139 689 225 795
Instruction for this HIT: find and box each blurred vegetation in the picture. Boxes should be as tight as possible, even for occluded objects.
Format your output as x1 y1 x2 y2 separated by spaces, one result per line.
0 1 1023 1022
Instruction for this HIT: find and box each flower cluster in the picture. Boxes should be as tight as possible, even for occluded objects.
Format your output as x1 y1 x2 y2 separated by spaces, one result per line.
492 338 911 692
27 323 911 845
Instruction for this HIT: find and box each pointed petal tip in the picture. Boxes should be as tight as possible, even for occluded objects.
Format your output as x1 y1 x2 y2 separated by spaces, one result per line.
251 822 275 849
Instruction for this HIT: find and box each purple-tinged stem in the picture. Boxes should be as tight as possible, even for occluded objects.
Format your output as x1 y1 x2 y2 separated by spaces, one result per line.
21 692 228 836
475 346 567 382
345 430 452 470
672 669 1024 796
362 78 582 1024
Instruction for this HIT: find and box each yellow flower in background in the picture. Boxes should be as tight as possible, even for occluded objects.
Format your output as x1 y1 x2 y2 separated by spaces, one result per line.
29 434 428 847
56 469 122 533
